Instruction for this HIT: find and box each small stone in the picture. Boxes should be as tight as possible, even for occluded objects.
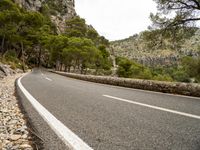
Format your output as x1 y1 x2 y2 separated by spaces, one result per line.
10 134 21 141
22 134 28 139
0 142 2 149
4 140 10 144
12 144 20 149
20 144 32 148
8 120 18 125
17 125 27 132
0 134 8 139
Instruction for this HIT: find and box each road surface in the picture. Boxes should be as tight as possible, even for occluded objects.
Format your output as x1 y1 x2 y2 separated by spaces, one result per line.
18 69 200 150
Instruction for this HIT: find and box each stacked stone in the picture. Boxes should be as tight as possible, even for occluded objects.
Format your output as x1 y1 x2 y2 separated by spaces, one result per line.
53 71 200 97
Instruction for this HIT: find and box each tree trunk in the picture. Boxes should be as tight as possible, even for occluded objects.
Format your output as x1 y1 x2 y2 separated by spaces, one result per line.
38 46 42 67
68 65 71 72
64 65 67 72
1 35 5 55
60 63 63 71
21 41 25 73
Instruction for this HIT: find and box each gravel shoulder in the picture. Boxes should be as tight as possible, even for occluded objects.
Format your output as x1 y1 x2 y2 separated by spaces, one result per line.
0 73 34 150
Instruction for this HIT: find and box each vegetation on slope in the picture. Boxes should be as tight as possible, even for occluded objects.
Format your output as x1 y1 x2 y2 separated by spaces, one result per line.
0 0 200 83
116 56 200 83
0 0 112 75
111 0 200 83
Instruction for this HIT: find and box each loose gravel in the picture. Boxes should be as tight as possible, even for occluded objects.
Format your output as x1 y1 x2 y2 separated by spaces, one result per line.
0 74 34 150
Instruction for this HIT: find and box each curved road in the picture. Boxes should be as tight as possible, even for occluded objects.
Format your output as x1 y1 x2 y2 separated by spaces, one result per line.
18 69 200 150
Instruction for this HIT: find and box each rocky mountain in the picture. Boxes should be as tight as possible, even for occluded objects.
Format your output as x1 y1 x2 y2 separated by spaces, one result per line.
110 30 200 66
14 0 76 33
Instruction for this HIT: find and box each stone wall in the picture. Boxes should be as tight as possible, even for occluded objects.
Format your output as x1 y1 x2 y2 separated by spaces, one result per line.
51 71 200 97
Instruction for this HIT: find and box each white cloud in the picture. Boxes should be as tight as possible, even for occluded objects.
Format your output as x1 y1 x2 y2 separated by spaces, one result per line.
75 0 157 41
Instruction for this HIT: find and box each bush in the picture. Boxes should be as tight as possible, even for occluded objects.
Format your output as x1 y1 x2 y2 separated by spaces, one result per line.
153 74 173 82
172 70 190 82
1 50 24 70
116 57 153 79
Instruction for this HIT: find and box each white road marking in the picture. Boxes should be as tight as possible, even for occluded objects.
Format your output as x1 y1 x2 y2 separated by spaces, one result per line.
45 77 52 81
103 95 200 120
40 71 52 81
18 75 93 150
57 72 200 100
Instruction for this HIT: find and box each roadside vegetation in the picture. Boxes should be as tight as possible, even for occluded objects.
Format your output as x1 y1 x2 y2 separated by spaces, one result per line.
0 0 200 83
0 0 112 75
116 56 200 83
114 0 200 83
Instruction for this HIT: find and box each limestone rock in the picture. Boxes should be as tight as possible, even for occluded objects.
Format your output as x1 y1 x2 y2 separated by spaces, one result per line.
0 73 33 149
10 135 21 141
14 0 76 33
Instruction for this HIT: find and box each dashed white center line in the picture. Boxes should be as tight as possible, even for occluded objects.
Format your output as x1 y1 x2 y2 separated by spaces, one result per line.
45 77 52 81
41 71 52 81
103 95 200 120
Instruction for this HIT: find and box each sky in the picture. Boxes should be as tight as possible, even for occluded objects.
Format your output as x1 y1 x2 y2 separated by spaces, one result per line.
75 0 157 41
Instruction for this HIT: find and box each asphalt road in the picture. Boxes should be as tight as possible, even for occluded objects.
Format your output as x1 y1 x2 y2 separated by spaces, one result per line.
19 69 200 150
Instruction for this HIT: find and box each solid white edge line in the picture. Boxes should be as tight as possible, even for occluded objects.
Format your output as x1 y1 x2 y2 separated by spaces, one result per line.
17 74 93 150
103 95 200 120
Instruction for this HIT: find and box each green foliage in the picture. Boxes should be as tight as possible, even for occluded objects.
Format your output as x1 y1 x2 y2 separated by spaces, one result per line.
115 56 200 83
153 74 173 82
65 16 87 38
65 16 109 46
0 0 53 68
172 70 190 82
0 50 23 69
150 0 200 29
116 57 152 79
0 0 111 74
181 56 200 82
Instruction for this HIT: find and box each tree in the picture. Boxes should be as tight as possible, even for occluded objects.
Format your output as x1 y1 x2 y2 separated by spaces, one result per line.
43 35 68 70
65 16 87 38
116 57 152 79
0 0 22 55
151 0 200 29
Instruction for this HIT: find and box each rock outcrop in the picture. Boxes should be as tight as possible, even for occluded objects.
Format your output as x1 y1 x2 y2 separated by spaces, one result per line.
14 0 76 33
0 64 22 79
110 31 199 66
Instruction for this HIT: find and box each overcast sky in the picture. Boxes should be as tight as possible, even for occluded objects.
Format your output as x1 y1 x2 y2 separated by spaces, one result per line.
75 0 157 41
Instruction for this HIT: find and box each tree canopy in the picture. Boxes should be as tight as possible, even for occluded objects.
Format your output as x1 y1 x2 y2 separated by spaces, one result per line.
151 0 200 29
0 0 112 74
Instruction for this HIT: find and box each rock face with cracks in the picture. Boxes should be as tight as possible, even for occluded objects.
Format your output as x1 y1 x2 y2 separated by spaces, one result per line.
14 0 76 33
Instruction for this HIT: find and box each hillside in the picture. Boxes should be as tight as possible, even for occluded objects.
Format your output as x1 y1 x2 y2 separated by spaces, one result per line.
110 29 200 66
14 0 76 33
0 0 111 75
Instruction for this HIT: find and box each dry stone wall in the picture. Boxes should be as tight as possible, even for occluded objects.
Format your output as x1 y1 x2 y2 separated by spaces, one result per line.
52 71 200 97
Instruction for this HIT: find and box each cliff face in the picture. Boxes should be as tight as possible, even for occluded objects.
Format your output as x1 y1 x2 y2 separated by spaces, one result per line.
14 0 76 33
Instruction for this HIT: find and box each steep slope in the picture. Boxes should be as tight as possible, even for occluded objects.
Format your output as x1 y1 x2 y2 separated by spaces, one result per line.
14 0 76 32
111 30 200 66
